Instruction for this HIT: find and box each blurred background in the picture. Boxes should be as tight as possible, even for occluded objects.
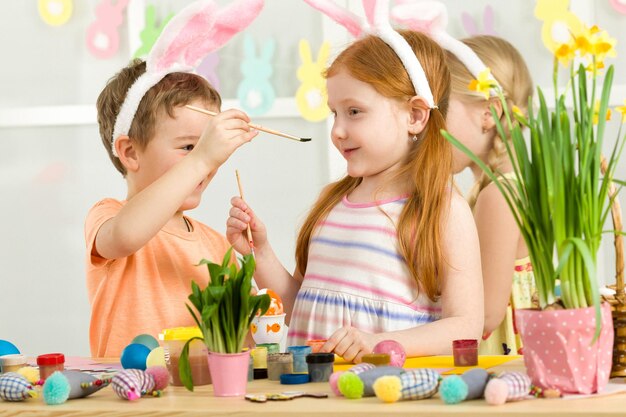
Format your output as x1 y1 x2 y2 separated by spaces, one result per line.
1 0 625 356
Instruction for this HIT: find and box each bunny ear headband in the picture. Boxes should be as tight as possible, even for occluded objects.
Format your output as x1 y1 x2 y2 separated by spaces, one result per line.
390 0 501 95
303 0 437 109
111 0 264 157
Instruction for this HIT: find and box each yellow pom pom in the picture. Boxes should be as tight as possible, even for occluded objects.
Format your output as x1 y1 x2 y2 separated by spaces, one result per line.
17 366 40 384
373 375 403 403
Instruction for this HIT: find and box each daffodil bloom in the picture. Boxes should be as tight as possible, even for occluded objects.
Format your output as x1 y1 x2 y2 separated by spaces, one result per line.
575 25 616 62
468 68 495 100
593 99 611 125
555 42 576 67
616 99 626 121
585 60 605 73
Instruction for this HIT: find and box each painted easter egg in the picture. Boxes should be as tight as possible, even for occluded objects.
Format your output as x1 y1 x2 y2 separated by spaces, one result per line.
257 288 283 315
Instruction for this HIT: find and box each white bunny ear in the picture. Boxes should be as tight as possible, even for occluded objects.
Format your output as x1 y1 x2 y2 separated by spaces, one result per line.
111 0 264 156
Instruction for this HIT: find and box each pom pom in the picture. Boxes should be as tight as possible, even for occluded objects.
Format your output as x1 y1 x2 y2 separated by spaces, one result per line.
329 371 344 396
338 372 364 399
42 371 71 405
484 378 508 405
440 375 468 404
145 366 169 391
16 366 40 384
372 375 403 403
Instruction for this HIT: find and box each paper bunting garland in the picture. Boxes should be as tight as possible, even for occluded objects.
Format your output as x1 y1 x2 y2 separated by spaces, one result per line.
296 39 330 122
38 0 73 26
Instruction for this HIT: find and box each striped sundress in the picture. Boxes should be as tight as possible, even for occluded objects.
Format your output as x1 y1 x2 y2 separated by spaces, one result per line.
287 195 442 345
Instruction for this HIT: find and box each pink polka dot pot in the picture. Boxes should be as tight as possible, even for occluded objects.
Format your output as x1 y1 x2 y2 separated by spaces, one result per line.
515 302 614 394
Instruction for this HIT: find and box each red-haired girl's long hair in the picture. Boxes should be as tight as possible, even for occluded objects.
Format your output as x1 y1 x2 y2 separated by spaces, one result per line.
295 30 452 301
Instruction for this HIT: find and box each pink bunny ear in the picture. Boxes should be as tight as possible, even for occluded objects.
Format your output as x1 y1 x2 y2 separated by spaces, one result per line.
184 0 264 66
303 0 364 37
390 0 448 36
148 0 218 72
362 0 391 30
390 0 500 94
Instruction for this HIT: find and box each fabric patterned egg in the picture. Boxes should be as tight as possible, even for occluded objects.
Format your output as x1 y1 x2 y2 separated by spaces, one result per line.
0 373 37 402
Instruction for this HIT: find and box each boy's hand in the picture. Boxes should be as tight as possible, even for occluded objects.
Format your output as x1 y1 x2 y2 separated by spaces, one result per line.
322 326 379 363
227 196 268 255
193 109 257 171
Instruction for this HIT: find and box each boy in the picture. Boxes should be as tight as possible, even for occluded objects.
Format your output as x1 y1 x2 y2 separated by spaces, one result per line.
86 59 257 357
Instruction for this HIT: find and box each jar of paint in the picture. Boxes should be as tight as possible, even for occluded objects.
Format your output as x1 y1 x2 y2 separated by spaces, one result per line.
267 353 293 381
159 327 211 386
37 353 65 380
452 339 478 366
362 353 390 366
306 352 334 382
287 345 312 373
251 346 268 369
0 354 27 374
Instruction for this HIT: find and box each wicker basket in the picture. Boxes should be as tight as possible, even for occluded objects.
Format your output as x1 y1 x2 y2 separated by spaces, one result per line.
600 158 626 378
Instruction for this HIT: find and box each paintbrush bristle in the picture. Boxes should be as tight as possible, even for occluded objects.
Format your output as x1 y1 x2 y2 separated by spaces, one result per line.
300 138 312 142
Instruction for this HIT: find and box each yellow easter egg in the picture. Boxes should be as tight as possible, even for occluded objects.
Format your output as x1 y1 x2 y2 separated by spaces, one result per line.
146 346 166 368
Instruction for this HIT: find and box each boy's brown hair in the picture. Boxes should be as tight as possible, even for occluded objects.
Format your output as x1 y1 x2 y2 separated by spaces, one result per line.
96 59 222 175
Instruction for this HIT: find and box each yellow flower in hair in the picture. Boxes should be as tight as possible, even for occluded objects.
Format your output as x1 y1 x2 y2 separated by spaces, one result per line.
555 42 576 67
593 99 611 125
468 68 495 100
616 100 626 121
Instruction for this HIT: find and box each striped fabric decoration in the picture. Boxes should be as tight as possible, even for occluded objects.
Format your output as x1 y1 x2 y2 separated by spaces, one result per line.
0 373 36 402
112 369 155 401
499 372 531 401
399 368 441 400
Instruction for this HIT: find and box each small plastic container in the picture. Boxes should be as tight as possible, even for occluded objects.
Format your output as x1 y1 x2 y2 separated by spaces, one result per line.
159 327 211 386
251 346 268 368
267 352 293 381
306 339 327 353
37 353 65 380
453 339 478 366
256 343 280 354
0 354 27 374
248 355 254 382
306 352 334 382
362 353 390 366
287 345 312 373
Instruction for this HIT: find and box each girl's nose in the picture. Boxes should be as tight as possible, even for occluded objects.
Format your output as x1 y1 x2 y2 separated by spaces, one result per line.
331 120 346 142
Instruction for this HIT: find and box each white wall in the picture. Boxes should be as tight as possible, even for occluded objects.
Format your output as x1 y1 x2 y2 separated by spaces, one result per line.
1 0 625 357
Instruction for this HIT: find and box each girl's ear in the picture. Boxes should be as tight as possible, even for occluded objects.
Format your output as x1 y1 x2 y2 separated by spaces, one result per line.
115 135 140 172
407 95 431 135
482 97 503 132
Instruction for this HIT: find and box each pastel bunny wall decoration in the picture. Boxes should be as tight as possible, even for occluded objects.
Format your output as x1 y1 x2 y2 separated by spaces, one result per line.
237 34 276 116
133 5 174 58
296 39 330 122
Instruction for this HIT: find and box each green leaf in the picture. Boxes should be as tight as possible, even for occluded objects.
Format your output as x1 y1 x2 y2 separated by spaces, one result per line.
178 336 204 391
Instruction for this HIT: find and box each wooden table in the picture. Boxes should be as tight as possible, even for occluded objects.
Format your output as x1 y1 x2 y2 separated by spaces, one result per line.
1 358 625 416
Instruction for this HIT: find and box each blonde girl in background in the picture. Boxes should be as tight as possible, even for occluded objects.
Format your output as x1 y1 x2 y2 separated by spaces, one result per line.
227 27 483 362
446 35 535 355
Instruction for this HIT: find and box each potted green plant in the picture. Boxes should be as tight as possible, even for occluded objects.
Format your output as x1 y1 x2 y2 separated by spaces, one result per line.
443 24 622 394
179 248 270 396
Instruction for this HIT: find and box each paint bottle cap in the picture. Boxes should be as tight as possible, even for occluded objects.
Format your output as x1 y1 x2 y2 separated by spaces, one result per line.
280 373 310 384
305 352 335 364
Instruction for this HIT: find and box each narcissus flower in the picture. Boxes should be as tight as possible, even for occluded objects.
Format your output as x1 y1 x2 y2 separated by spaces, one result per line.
468 68 496 100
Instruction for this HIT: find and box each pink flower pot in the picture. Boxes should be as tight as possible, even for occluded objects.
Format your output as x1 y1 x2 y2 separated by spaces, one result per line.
516 302 614 394
207 350 250 397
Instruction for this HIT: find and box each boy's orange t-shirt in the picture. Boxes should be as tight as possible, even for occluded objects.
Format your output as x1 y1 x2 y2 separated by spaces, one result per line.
85 198 230 357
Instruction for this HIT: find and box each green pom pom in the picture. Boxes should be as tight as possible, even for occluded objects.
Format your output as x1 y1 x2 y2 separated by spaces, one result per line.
43 371 71 405
338 372 364 399
440 375 468 404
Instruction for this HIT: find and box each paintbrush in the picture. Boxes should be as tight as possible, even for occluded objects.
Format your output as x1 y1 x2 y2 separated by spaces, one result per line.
235 170 255 258
186 105 311 142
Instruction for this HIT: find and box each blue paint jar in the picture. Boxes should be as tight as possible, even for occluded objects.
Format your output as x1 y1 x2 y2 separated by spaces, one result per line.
287 345 312 373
